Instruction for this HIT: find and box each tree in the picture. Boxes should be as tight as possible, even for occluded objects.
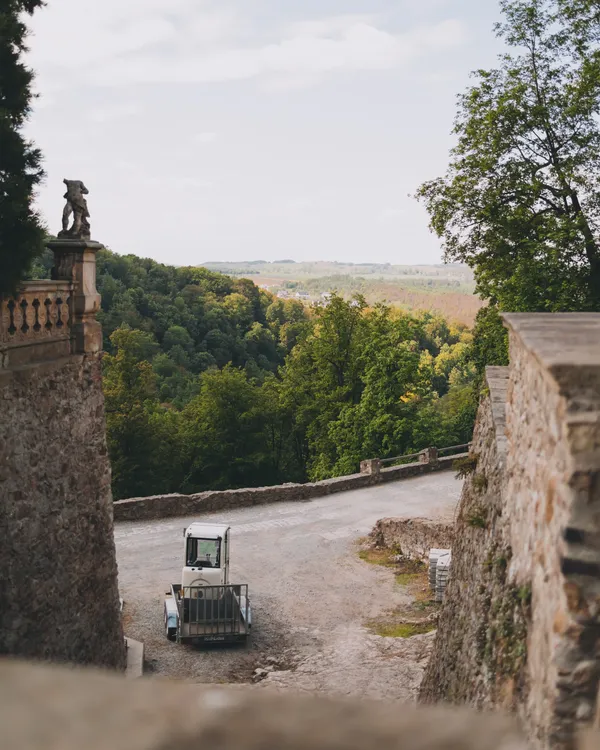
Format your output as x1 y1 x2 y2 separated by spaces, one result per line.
103 328 174 499
180 367 272 491
417 0 600 311
0 1 46 293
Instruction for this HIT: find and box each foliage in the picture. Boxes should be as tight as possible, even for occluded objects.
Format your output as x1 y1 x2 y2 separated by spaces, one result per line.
465 505 489 528
0 0 46 294
416 0 600 311
471 305 509 383
454 454 479 479
92 251 480 498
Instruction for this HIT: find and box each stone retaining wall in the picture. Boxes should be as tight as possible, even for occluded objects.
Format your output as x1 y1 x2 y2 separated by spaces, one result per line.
419 369 513 711
0 354 125 669
420 314 600 750
113 455 462 522
369 517 454 561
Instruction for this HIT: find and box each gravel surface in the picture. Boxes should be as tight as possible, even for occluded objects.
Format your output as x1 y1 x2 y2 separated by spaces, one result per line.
115 473 461 700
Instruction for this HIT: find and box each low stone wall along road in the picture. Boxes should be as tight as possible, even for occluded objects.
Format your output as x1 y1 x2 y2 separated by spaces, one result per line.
115 473 462 700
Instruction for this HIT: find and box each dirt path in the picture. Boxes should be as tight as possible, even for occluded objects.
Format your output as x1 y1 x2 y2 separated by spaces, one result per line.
114 473 461 699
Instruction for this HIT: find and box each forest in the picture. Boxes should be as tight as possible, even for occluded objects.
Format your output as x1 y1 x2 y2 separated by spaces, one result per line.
102 261 478 499
31 248 481 500
92 250 479 499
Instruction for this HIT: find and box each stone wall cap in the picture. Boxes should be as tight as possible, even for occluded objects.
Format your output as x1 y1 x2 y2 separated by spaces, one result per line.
502 313 600 371
46 239 105 251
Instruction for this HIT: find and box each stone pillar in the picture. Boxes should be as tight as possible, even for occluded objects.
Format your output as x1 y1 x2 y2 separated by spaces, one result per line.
47 239 104 354
420 447 438 464
360 458 381 475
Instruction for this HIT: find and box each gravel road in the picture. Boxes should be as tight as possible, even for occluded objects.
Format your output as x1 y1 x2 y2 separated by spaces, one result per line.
115 473 461 700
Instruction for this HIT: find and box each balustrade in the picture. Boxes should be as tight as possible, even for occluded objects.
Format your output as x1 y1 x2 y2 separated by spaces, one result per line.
0 282 72 347
1 237 103 369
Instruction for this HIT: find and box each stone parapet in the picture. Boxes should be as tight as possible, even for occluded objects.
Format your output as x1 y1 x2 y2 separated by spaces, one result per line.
0 280 73 368
0 657 531 750
113 454 465 522
0 239 104 369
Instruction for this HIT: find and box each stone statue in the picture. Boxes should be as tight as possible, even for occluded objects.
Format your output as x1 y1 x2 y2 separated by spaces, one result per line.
59 179 91 240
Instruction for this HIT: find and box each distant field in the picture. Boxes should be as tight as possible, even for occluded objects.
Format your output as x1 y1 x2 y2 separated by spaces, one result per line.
200 260 482 326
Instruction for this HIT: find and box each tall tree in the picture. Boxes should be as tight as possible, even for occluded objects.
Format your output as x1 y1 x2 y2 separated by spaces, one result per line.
0 1 46 293
417 0 600 311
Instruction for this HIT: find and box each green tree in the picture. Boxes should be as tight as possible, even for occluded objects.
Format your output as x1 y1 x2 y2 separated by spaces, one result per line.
417 0 600 311
322 307 426 476
103 328 179 499
471 305 509 382
1 0 46 293
180 367 272 491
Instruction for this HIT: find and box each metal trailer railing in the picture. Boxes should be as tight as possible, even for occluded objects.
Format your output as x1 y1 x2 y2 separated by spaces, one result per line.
171 583 250 644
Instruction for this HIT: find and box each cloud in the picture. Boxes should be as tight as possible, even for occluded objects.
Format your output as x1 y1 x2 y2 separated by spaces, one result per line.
193 132 218 144
283 14 377 37
378 207 407 221
27 3 467 93
89 18 465 88
86 102 142 123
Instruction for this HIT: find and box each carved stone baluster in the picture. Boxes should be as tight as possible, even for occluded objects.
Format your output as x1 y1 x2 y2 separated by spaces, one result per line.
13 297 24 338
0 298 12 341
24 296 36 336
7 299 17 336
59 297 70 330
32 299 41 335
44 297 56 333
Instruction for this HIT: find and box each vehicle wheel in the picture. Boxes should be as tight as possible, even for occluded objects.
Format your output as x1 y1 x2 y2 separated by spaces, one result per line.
165 616 176 641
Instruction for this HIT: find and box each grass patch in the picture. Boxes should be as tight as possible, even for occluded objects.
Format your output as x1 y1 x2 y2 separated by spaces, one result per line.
370 621 436 638
396 572 420 585
359 547 441 638
358 547 398 567
395 560 428 593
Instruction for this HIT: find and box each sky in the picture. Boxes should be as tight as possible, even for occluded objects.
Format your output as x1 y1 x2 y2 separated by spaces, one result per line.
25 0 505 266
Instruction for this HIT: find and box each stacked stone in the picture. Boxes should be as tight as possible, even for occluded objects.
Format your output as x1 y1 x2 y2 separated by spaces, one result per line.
428 549 450 593
435 551 452 603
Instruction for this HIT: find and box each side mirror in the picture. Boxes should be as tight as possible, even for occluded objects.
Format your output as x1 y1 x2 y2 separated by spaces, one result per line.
182 528 187 537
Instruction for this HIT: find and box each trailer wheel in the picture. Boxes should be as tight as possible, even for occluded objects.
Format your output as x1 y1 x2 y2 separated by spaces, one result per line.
165 624 176 641
164 614 176 641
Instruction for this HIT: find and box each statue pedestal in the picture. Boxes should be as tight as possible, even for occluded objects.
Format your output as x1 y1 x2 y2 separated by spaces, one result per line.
46 239 104 355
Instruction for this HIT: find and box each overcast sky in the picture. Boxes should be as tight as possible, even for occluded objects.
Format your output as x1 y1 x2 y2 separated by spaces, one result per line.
25 0 504 266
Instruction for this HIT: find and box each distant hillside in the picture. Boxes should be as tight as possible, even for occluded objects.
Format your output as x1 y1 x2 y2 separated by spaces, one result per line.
200 261 482 326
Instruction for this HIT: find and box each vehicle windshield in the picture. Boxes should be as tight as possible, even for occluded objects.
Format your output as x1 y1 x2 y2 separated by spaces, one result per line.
186 537 221 568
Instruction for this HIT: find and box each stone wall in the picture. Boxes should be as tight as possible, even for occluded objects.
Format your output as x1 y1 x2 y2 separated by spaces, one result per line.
419 315 600 750
0 240 125 669
1 657 534 750
419 368 515 709
113 455 461 522
368 517 455 561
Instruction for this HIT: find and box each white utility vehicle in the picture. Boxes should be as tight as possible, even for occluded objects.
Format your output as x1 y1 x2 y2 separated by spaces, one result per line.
164 522 251 644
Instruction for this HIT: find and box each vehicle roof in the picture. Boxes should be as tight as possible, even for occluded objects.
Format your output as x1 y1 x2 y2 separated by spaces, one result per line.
186 522 230 539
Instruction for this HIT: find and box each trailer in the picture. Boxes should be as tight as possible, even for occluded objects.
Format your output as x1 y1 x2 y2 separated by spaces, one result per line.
164 523 251 645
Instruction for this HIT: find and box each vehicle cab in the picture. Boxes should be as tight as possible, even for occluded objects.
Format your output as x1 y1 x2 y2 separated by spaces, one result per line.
181 523 230 591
